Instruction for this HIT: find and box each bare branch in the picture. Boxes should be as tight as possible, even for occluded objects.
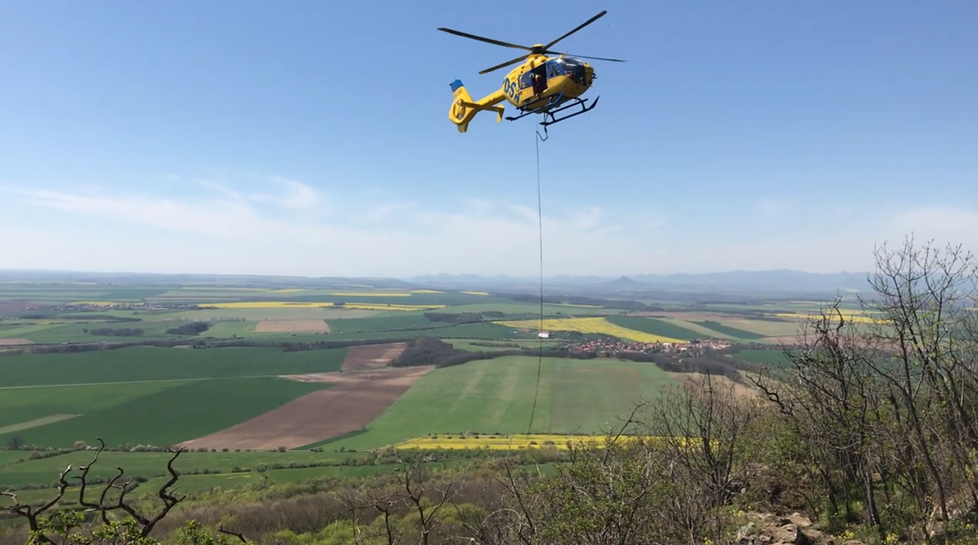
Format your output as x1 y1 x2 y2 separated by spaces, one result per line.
218 525 249 543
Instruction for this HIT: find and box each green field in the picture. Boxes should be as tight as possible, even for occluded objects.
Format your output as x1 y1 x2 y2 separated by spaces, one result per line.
0 318 242 344
311 356 681 451
0 381 190 429
0 378 332 449
0 345 347 387
445 338 559 352
604 315 704 341
731 348 792 367
325 313 441 333
690 320 768 340
138 307 380 322
0 448 366 488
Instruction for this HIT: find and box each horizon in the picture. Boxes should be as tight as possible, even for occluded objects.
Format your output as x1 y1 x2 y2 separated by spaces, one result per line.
2 1 976 277
0 266 872 280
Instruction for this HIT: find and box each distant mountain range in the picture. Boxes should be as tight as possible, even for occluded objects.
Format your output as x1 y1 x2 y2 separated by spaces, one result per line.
0 268 873 300
408 270 870 290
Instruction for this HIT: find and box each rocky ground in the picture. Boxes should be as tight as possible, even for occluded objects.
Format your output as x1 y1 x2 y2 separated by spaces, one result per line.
734 512 866 545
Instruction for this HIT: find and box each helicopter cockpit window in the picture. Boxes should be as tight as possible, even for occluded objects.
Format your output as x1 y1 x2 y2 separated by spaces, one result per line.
546 62 565 78
556 58 586 83
520 72 535 89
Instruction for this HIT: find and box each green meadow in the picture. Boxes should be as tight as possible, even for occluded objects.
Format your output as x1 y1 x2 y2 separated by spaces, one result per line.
0 346 347 387
0 448 366 488
604 315 704 341
311 356 682 451
0 378 332 449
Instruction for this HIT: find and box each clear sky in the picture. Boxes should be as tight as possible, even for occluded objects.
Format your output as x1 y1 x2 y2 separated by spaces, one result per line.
2 1 976 277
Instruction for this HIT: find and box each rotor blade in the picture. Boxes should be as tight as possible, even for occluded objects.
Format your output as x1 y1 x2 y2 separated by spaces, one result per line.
437 27 534 51
544 51 626 63
479 53 530 74
543 10 608 51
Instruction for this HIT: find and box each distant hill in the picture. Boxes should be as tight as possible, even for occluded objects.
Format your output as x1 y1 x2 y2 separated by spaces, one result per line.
0 269 415 290
0 268 872 299
406 270 872 299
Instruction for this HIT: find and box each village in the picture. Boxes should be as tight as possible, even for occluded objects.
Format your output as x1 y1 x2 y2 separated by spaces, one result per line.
18 302 200 313
553 334 734 357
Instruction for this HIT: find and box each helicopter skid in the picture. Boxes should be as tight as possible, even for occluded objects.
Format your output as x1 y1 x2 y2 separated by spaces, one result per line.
504 96 599 128
540 96 599 127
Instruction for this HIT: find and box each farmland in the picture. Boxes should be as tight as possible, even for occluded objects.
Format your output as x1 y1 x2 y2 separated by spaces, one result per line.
0 278 820 507
493 317 690 343
1 378 333 449
394 433 657 450
306 356 685 451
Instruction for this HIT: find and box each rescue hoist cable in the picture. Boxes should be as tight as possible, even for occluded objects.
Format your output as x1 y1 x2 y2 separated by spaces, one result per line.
526 128 546 434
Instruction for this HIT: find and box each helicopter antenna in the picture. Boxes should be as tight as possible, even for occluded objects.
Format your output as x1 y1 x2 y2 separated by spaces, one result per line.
526 128 547 434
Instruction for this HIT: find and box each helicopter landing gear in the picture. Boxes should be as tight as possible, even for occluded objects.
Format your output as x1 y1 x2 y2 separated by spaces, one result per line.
506 92 598 124
539 96 599 128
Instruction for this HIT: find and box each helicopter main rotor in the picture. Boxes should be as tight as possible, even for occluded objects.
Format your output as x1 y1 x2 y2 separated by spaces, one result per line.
437 10 626 75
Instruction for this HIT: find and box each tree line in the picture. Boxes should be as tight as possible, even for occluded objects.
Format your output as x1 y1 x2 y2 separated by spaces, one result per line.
389 336 756 380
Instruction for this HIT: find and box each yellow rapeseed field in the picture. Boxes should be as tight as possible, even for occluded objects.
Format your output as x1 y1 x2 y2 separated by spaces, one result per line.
203 301 444 311
205 302 326 309
329 292 412 297
180 287 266 291
493 317 686 344
336 303 446 311
410 289 444 294
461 291 489 296
395 434 704 451
771 312 882 324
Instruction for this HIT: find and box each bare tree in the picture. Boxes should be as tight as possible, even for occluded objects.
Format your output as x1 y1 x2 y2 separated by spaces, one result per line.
1 437 186 545
749 235 978 543
347 453 463 545
648 371 765 544
860 236 978 534
754 298 890 534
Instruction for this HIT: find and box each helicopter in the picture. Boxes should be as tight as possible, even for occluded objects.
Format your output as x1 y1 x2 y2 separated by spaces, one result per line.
439 10 625 134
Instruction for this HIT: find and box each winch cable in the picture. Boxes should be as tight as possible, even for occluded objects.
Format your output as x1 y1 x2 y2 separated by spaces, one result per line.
526 128 547 435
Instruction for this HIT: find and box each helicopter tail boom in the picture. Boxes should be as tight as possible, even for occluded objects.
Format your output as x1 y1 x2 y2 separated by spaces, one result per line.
448 79 505 133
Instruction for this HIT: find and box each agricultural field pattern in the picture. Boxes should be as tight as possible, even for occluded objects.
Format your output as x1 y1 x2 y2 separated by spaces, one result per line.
0 279 868 506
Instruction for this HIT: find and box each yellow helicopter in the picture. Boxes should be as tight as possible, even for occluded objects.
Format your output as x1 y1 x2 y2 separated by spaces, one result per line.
439 10 625 134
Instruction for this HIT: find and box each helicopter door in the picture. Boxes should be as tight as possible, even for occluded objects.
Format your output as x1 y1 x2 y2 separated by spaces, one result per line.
530 65 548 95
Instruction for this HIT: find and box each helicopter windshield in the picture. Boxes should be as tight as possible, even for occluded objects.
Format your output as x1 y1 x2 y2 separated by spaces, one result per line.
549 57 587 84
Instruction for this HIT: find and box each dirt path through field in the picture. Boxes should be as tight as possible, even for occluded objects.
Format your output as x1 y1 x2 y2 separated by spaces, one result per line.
342 342 407 371
254 319 332 333
665 371 762 401
0 338 31 346
0 300 32 315
176 366 434 450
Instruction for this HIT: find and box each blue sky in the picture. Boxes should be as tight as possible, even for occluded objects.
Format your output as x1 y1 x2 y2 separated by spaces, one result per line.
1 1 976 277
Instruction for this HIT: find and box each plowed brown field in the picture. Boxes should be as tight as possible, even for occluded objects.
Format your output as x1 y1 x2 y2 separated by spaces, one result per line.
342 342 407 371
0 300 32 315
175 366 434 450
665 371 762 401
254 319 332 333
